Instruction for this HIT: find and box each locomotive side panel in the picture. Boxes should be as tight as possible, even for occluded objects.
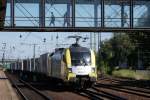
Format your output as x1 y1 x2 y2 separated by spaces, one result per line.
47 55 51 76
60 60 66 80
51 53 61 78
51 49 66 79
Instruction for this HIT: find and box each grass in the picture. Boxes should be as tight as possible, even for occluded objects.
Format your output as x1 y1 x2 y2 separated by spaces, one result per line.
112 69 150 80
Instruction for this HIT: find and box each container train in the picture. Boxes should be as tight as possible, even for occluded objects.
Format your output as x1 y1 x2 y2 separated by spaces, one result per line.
10 41 97 88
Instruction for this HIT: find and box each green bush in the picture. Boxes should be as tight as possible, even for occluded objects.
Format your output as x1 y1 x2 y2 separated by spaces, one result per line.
112 69 135 79
97 60 112 75
112 69 150 80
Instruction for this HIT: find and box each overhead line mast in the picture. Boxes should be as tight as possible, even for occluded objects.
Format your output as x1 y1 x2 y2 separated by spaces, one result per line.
21 43 38 71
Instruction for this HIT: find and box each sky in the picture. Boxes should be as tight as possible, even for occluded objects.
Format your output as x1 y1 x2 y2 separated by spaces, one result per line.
0 32 112 59
0 1 148 59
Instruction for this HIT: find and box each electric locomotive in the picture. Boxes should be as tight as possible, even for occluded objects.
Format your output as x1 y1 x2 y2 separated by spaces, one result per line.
50 36 97 88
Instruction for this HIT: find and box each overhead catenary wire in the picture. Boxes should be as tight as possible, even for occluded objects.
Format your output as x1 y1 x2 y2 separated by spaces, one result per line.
45 0 55 15
45 0 63 17
45 0 64 25
22 32 32 41
76 10 92 27
15 4 37 26
79 4 93 18
78 4 95 26
16 0 39 25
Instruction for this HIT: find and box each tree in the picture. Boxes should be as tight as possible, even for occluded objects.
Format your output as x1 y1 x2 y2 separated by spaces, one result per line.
128 32 150 69
97 40 113 74
97 33 135 74
111 33 135 67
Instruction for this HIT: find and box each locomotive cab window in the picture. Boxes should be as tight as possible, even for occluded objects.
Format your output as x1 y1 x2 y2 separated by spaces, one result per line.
70 51 91 66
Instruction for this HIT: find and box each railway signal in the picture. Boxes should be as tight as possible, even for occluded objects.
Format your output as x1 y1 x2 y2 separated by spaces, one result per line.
43 38 46 43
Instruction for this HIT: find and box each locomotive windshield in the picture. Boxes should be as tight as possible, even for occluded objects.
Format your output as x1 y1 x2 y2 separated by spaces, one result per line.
70 51 91 66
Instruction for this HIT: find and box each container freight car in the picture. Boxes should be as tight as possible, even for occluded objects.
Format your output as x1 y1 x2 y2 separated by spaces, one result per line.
17 60 23 71
39 53 51 75
10 62 16 71
35 58 40 73
23 59 28 71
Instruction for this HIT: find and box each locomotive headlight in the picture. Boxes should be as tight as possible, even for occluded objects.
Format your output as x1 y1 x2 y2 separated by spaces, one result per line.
68 68 72 73
86 57 90 62
91 68 95 73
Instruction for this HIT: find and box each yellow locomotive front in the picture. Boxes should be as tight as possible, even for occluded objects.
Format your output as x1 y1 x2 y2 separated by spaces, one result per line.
65 46 97 88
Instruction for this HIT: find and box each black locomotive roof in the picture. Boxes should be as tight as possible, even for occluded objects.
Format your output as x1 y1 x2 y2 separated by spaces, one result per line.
69 46 90 53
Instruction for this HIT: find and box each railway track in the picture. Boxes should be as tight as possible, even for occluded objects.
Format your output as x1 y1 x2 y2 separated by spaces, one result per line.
54 75 150 100
6 72 150 100
98 76 150 94
94 76 150 99
8 75 52 100
95 82 150 98
76 87 126 100
6 72 89 100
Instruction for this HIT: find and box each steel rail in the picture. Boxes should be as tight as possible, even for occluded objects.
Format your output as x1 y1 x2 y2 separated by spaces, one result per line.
19 79 52 100
83 88 126 100
7 74 52 100
7 74 29 100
